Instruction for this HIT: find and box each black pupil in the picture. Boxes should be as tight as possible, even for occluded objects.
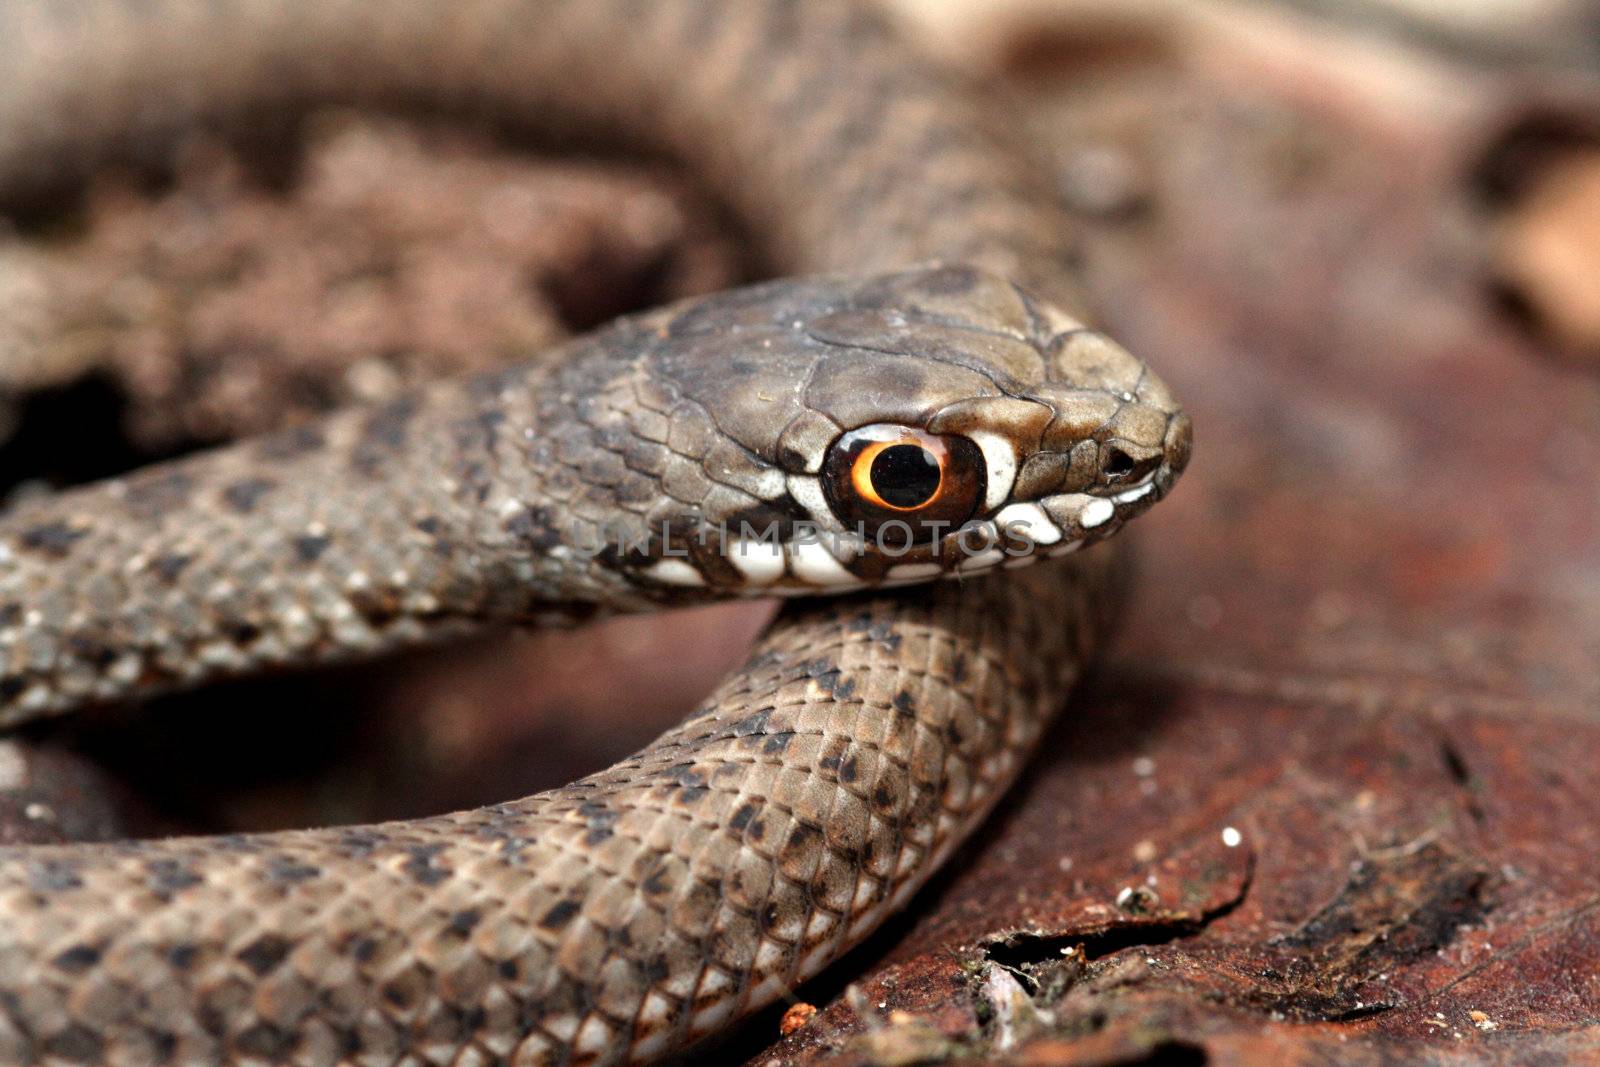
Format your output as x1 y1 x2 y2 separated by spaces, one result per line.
870 444 941 508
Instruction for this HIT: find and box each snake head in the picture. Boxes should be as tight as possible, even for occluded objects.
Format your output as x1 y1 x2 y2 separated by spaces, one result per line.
619 264 1188 593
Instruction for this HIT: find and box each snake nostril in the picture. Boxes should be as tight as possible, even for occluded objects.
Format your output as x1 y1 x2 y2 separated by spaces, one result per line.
1101 447 1137 480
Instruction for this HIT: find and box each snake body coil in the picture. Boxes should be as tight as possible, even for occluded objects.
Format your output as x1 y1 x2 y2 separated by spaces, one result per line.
0 2 1189 1064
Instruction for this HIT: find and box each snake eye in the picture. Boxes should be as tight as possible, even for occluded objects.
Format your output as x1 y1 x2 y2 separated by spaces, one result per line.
822 424 986 543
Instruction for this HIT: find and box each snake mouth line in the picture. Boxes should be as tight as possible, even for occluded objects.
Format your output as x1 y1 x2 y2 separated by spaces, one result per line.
635 462 1176 594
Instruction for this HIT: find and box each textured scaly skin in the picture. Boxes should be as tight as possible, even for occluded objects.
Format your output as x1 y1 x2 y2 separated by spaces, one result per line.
0 1 1188 1064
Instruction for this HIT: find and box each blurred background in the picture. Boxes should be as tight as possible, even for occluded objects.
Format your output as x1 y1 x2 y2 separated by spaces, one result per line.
0 1 1597 1061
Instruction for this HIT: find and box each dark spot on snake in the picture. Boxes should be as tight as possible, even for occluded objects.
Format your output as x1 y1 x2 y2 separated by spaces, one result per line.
235 1024 294 1060
338 829 382 857
505 505 563 551
909 788 940 826
580 800 619 845
498 959 519 980
614 474 660 508
762 903 783 930
346 936 378 963
152 553 192 582
909 117 962 159
51 944 101 973
349 589 402 628
540 899 581 931
677 786 709 805
382 979 416 1010
813 670 857 701
255 423 325 460
678 876 723 927
402 844 452 885
414 516 456 555
0 676 23 702
225 621 261 645
222 477 275 514
726 500 805 537
167 944 198 970
266 857 322 883
643 866 673 896
873 784 896 810
237 935 292 977
123 467 195 508
639 954 672 986
146 859 203 895
1056 241 1088 274
45 1025 103 1063
763 731 795 755
892 690 917 717
441 1006 488 1043
20 521 87 556
349 400 418 476
214 834 261 853
293 533 330 562
198 1004 229 1042
730 804 759 833
661 763 707 789
120 470 194 519
746 648 787 673
730 708 774 738
67 636 118 668
29 859 82 892
840 756 861 784
781 823 820 863
449 411 503 455
449 909 482 936
828 113 890 167
921 264 982 297
523 972 594 1026
492 834 533 864
848 613 903 651
0 604 18 627
452 457 497 504
150 1032 178 1062
951 653 969 684
935 181 995 215
594 424 635 455
361 397 417 450
749 819 767 841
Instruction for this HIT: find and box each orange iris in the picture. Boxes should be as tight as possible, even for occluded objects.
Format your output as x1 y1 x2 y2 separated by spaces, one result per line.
821 424 986 541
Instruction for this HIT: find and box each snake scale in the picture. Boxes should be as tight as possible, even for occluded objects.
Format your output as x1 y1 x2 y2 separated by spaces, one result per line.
0 2 1190 1064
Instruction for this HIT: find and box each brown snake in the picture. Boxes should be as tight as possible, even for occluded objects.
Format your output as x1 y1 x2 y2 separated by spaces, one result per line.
0 1 1190 1064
